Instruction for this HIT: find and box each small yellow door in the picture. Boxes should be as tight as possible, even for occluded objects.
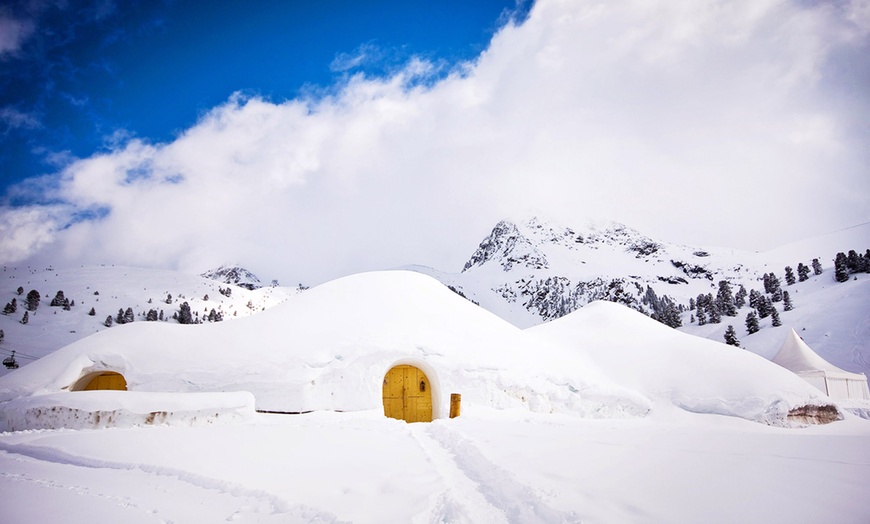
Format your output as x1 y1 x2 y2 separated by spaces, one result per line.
383 365 432 423
82 372 127 391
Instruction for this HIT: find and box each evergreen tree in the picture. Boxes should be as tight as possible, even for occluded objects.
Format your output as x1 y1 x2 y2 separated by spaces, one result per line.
784 266 796 286
768 274 783 301
62 298 70 311
165 293 172 304
812 258 823 276
159 310 164 321
104 315 113 327
3 298 17 315
745 311 760 334
846 250 860 272
834 252 850 282
0 329 3 344
25 289 40 311
762 273 772 294
757 296 771 318
116 308 125 324
20 311 29 325
146 309 158 321
124 307 134 324
716 280 737 317
88 307 96 316
16 286 23 295
771 287 783 303
661 298 682 328
689 297 696 311
771 307 782 327
797 263 810 282
734 285 747 310
49 290 65 306
177 302 193 324
783 291 794 311
748 289 761 310
708 299 722 324
724 325 740 347
696 306 706 326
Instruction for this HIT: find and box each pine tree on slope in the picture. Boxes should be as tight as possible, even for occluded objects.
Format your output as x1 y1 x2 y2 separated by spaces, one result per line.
784 266 796 286
783 291 794 312
797 263 810 282
745 311 760 334
724 325 740 347
771 307 782 327
834 252 850 282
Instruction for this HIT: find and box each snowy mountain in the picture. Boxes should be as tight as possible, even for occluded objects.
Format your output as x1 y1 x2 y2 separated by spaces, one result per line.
0 265 296 377
413 216 755 327
200 264 264 290
409 216 870 377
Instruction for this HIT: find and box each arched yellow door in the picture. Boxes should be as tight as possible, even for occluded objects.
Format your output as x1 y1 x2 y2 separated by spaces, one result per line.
81 372 127 391
383 365 432 423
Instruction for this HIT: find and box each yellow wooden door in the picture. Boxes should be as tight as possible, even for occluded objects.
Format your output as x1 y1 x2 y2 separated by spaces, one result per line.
83 372 127 391
383 365 432 423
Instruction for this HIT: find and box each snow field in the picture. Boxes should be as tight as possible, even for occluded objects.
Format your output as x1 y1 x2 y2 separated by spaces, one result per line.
1 407 868 523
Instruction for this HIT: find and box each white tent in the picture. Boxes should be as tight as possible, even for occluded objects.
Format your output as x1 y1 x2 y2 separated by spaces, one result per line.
772 329 870 400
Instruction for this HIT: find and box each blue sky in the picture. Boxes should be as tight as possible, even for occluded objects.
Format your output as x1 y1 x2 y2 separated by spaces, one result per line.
0 0 526 194
0 0 868 285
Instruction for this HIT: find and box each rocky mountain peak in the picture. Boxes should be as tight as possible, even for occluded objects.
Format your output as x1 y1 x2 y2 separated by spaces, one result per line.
200 265 262 290
462 220 549 272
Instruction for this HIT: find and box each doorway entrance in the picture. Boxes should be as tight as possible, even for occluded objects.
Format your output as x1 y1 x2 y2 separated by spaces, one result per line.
73 371 128 391
383 365 432 423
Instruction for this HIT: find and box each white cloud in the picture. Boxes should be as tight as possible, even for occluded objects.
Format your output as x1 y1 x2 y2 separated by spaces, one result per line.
2 0 869 286
0 106 39 130
0 15 34 58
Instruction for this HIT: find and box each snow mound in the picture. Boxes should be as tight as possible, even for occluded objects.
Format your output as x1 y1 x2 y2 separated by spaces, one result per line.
528 301 838 426
0 271 649 430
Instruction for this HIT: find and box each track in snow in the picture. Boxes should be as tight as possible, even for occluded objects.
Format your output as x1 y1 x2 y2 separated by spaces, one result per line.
409 423 581 523
0 443 343 524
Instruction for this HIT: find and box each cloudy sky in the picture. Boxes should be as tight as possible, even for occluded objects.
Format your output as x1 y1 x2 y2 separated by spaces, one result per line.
1 0 868 286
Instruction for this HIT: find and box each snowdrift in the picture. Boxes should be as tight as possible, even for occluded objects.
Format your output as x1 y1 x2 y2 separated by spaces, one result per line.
528 301 839 426
0 391 255 432
0 271 648 430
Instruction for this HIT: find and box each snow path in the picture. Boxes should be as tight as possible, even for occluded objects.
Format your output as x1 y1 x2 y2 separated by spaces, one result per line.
0 440 342 523
428 423 580 523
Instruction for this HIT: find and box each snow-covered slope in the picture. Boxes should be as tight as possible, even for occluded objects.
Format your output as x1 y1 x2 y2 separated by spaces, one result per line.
529 301 835 425
410 216 870 379
0 265 295 376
